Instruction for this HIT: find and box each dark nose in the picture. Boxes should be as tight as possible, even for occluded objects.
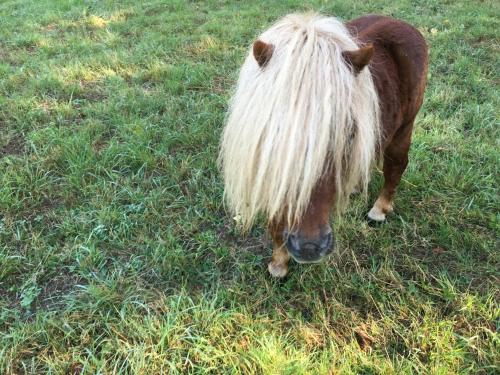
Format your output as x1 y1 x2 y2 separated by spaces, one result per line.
284 229 334 263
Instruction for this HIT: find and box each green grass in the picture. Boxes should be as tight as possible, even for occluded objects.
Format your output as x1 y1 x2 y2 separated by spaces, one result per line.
0 0 498 373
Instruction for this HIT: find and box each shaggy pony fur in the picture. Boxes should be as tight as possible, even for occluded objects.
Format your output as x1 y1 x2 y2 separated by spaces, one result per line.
220 13 380 229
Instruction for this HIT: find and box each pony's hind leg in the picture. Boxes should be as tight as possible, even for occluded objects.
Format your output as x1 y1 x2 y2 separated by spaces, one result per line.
267 222 290 277
368 122 413 222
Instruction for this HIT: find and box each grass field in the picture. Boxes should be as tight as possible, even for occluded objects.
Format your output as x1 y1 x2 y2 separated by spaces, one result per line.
0 0 498 373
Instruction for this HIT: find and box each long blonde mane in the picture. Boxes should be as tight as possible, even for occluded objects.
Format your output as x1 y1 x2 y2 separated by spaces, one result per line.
220 13 380 229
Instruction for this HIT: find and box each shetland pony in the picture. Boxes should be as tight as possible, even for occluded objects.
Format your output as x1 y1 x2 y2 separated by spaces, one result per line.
220 14 428 277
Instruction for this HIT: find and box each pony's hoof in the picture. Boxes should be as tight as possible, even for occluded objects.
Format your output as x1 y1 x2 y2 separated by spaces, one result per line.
367 201 393 223
367 206 387 222
367 215 386 226
268 261 289 278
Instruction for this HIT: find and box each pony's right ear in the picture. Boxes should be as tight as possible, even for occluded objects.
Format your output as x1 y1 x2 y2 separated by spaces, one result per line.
342 43 374 74
253 40 274 68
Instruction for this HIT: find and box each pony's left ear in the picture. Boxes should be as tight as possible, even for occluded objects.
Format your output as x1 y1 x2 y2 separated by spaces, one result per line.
253 40 274 68
342 43 374 74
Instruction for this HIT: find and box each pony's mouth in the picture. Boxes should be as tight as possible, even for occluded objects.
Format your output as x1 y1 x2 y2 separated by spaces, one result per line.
291 254 331 264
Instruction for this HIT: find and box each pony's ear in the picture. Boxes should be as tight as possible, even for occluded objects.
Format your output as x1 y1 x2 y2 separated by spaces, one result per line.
253 40 274 67
342 43 374 74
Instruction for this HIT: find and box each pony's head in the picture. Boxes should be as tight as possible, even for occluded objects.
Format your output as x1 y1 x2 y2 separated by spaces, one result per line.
220 14 380 263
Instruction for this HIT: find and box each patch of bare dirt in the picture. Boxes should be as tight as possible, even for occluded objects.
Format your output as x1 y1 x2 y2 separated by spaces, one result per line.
35 272 84 311
0 286 18 310
0 135 25 157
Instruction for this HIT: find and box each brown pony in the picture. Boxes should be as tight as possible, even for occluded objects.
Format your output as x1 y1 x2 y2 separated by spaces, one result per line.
220 14 428 277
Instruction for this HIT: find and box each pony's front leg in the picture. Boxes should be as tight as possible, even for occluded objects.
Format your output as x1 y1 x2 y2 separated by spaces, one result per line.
368 123 413 222
268 244 290 278
267 222 290 278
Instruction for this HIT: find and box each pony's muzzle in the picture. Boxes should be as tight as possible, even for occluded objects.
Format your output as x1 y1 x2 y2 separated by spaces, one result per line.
284 229 334 263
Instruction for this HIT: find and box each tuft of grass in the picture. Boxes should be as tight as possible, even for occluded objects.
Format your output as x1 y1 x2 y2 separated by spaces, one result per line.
0 0 498 373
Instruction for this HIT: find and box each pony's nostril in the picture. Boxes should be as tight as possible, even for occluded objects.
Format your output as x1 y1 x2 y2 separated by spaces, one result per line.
283 230 297 240
289 236 300 251
320 232 333 250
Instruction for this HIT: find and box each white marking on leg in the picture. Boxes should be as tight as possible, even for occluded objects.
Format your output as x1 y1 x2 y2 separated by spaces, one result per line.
268 246 290 278
368 197 393 222
368 204 386 221
268 261 289 278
